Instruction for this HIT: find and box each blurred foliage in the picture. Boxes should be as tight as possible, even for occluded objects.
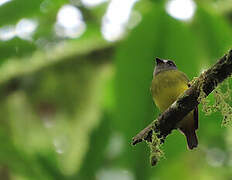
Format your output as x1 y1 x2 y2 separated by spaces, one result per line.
0 0 231 180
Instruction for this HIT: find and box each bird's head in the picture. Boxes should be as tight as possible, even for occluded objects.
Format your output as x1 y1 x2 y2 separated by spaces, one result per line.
153 58 177 76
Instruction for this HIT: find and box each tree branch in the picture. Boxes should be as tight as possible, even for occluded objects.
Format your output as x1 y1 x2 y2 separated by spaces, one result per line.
0 33 113 85
132 49 232 146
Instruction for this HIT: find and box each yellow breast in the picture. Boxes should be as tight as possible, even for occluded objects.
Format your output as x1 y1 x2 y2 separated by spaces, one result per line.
151 70 189 112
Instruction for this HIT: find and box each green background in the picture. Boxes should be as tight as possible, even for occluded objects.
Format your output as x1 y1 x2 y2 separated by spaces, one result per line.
0 0 232 179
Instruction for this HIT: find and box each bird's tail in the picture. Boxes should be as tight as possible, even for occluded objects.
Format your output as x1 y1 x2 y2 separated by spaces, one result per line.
184 131 198 150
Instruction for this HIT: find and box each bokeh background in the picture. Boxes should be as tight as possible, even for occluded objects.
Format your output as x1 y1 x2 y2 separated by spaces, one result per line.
0 0 232 179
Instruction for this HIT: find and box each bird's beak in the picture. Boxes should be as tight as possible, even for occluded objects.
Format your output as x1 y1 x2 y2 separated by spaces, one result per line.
155 58 163 64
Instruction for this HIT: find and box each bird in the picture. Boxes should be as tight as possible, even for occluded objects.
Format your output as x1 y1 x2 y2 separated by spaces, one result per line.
150 58 198 149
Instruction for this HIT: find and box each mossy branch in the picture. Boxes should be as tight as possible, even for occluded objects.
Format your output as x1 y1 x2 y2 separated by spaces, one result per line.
132 49 232 147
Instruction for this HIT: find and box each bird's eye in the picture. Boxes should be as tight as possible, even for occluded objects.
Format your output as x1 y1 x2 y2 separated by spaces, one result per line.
167 61 176 67
167 61 173 65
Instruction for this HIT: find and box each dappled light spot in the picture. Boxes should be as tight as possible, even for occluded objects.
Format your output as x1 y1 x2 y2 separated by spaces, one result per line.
105 132 124 159
101 0 138 42
101 21 124 42
166 0 196 21
16 19 38 41
43 118 54 128
0 0 11 6
55 4 86 38
206 147 226 167
127 10 142 29
0 19 38 41
81 0 108 8
0 25 15 41
53 136 68 154
96 168 134 180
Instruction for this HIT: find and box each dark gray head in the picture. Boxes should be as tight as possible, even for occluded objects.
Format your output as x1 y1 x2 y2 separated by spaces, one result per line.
153 58 177 76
